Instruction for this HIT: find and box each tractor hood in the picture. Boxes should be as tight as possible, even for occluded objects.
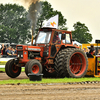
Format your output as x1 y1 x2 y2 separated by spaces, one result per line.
17 45 43 52
16 45 44 58
26 46 41 52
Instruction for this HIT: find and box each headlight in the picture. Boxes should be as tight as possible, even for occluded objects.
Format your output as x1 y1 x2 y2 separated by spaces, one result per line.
17 46 23 50
21 55 23 57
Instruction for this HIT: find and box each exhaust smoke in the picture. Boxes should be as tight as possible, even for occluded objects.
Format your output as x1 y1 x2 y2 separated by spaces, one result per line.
14 0 42 32
27 0 41 45
27 0 41 32
14 0 42 45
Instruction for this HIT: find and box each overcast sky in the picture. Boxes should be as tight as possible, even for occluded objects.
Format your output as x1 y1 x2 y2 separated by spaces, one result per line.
1 0 100 43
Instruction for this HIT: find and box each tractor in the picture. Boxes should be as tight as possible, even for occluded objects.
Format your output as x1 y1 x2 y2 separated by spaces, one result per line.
5 28 88 78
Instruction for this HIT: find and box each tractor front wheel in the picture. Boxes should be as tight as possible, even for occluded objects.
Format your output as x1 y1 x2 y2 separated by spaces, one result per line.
25 59 42 75
5 59 21 78
25 60 33 77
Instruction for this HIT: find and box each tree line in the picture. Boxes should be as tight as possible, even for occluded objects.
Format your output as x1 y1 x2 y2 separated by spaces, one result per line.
0 1 92 44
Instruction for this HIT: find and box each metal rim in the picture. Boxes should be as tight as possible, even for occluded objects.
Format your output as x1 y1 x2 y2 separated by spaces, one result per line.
69 52 86 76
32 65 39 74
12 65 19 73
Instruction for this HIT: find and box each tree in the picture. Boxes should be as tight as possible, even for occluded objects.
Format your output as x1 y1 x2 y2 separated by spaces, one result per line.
0 2 67 44
72 22 93 43
35 1 67 35
0 4 31 44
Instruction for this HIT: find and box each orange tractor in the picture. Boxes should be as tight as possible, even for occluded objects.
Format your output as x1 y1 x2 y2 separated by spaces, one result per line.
5 28 88 78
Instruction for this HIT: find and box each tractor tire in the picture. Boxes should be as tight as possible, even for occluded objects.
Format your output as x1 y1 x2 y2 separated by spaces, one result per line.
64 48 88 78
25 60 33 77
28 59 42 74
5 59 21 78
54 49 70 78
5 59 13 77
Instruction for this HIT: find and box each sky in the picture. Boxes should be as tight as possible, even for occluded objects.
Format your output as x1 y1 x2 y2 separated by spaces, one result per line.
0 0 100 43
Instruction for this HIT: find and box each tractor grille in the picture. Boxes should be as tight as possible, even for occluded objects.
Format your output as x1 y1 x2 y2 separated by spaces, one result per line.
17 46 23 50
17 51 23 58
28 51 40 59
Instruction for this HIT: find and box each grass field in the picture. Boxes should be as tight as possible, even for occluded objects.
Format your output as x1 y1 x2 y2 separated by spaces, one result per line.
0 68 100 85
0 68 5 72
0 61 6 65
0 76 100 85
0 68 25 72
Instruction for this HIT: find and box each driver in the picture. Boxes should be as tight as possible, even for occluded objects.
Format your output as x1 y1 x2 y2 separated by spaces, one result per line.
89 44 95 55
53 32 60 44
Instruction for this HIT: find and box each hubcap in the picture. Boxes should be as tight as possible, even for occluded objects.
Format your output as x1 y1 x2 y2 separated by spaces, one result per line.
12 65 19 73
32 65 39 74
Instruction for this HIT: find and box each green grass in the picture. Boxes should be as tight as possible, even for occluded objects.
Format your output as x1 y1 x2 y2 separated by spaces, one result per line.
0 68 25 72
0 77 100 85
0 68 5 72
0 66 100 85
0 61 6 65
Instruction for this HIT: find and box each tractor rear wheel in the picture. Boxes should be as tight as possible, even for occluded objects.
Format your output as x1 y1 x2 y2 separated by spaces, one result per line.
5 59 21 78
64 48 88 78
27 59 42 75
54 49 69 78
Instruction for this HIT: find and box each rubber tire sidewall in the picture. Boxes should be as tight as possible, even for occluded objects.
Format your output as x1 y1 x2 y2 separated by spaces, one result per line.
25 60 33 77
5 59 13 78
28 60 42 74
5 59 21 78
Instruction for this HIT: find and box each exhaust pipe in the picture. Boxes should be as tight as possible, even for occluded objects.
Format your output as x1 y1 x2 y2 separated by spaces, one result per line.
31 26 33 45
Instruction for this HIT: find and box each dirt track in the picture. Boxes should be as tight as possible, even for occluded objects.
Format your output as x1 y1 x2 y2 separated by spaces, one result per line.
1 83 100 100
0 72 28 80
0 72 100 100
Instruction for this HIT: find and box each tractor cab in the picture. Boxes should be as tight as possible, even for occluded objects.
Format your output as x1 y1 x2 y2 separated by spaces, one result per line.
36 28 72 45
35 28 73 58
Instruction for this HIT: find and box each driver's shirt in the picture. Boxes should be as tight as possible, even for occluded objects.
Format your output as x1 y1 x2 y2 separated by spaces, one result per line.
53 35 60 44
